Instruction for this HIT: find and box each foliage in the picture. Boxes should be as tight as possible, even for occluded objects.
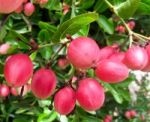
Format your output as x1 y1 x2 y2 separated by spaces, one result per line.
0 0 150 122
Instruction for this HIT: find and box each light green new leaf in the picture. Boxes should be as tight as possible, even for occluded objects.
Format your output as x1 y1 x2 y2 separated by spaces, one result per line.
116 0 141 18
52 13 99 43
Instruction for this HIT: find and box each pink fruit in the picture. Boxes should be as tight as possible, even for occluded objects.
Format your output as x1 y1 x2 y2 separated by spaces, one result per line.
57 58 69 69
67 37 100 69
54 87 76 115
103 115 112 122
95 60 129 83
108 52 125 63
76 78 105 111
4 54 33 87
127 21 135 30
10 87 18 96
124 46 148 70
15 4 23 13
130 110 137 117
0 43 10 55
24 2 35 16
98 44 119 62
125 111 131 119
31 68 56 99
142 44 150 71
23 0 28 3
115 25 125 33
0 0 24 14
0 84 10 97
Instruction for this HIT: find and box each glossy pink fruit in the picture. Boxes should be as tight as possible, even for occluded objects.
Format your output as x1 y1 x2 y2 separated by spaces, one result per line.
57 58 69 69
142 44 150 71
0 0 24 14
125 111 131 119
127 21 135 30
15 4 23 13
4 54 33 87
54 87 76 115
24 2 35 16
31 68 56 99
124 46 148 70
0 84 10 97
95 60 129 83
76 78 105 111
108 52 125 63
0 43 10 55
67 37 100 69
103 115 112 122
98 44 119 62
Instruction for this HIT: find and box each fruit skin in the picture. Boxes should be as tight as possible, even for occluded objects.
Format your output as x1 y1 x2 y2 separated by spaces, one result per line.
54 87 76 115
76 78 105 111
0 84 10 97
24 2 35 16
124 46 148 70
0 0 24 14
125 110 137 119
103 115 112 122
67 37 100 69
98 44 119 62
4 54 33 87
31 68 56 99
57 57 69 69
0 43 10 55
108 52 125 63
142 44 150 71
95 60 129 83
127 21 135 30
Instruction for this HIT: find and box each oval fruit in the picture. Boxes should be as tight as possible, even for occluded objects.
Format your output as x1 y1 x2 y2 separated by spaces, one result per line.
4 54 33 87
124 46 148 70
54 87 76 115
0 0 24 14
67 37 100 69
31 68 56 99
0 84 10 97
95 60 129 83
76 78 105 111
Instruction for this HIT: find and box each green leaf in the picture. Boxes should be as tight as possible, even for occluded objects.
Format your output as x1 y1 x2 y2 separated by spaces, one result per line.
136 0 150 15
97 15 114 34
38 29 51 42
52 13 99 43
39 46 53 60
30 51 37 61
103 83 123 104
116 0 141 18
38 21 57 33
94 0 108 13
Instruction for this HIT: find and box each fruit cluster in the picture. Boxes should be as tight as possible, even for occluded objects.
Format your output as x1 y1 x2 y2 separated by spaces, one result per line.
1 36 150 116
0 0 48 16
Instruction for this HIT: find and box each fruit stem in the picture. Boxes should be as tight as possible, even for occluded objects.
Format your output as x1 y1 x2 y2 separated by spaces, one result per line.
21 14 32 32
20 86 24 97
103 0 150 46
46 42 67 68
0 14 9 32
71 0 76 18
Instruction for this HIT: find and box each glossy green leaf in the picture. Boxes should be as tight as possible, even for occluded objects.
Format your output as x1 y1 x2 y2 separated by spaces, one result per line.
136 0 150 15
52 13 99 43
97 15 114 34
116 0 141 18
103 83 123 104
